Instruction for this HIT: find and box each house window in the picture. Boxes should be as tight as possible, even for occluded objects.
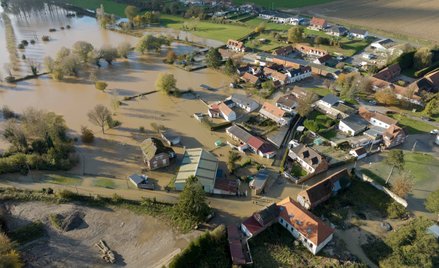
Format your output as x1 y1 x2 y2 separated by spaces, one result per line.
280 218 283 224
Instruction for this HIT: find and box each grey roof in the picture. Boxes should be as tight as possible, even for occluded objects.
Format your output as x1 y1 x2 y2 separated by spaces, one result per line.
350 28 367 35
226 125 252 143
320 94 340 106
230 94 259 109
364 126 386 138
140 138 173 161
175 148 218 184
340 115 369 132
276 94 297 108
267 126 289 148
128 174 145 185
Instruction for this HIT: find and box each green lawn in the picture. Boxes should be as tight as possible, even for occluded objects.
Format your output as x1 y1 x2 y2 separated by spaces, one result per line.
43 174 82 186
307 87 332 97
161 15 253 42
67 0 127 17
93 177 116 189
244 32 286 52
389 114 436 134
232 0 335 9
361 152 439 184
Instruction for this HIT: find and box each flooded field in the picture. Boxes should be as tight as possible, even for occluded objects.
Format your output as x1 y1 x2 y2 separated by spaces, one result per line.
0 1 250 181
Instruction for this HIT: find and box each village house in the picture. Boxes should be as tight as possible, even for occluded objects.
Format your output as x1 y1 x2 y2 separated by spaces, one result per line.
175 148 218 193
315 94 356 119
411 69 439 93
214 177 239 196
371 38 397 52
313 54 333 65
140 138 176 170
258 10 300 24
227 39 246 52
241 197 334 255
295 44 328 57
291 86 309 99
288 144 328 175
240 72 261 85
226 125 276 158
259 102 291 126
227 94 260 112
359 107 407 148
297 169 352 210
208 102 237 122
383 124 406 148
349 147 368 159
236 65 250 75
249 169 270 195
276 93 298 114
370 77 423 106
160 130 181 146
309 17 327 31
338 114 369 136
373 63 401 82
327 25 348 37
349 28 368 39
272 45 294 56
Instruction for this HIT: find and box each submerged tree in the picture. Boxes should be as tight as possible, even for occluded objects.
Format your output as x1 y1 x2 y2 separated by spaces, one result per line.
117 42 131 58
155 73 176 95
206 48 222 69
87 105 111 134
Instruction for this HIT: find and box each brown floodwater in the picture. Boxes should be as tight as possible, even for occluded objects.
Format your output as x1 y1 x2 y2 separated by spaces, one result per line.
0 3 240 178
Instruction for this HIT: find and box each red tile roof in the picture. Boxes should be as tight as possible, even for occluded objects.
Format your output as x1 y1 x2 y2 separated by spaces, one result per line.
242 215 265 235
241 72 260 84
261 102 286 118
277 197 334 245
228 39 245 49
247 136 265 151
310 17 327 27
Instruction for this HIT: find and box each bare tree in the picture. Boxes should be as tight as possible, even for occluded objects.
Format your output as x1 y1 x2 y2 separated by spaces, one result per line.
391 172 414 198
87 105 111 134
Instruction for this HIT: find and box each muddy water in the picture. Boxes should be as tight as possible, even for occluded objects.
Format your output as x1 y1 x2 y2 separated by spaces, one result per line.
0 2 240 178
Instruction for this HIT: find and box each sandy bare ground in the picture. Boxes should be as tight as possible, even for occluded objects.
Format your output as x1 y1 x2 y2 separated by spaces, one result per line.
295 0 439 43
3 201 199 268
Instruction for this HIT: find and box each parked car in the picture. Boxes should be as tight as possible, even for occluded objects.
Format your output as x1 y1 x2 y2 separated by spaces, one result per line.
430 129 439 134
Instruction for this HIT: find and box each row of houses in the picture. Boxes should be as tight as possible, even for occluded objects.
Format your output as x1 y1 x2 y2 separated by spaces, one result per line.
208 94 260 122
238 63 312 87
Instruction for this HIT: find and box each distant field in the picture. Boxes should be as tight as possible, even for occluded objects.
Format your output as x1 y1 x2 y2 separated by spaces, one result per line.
232 0 335 9
298 0 439 43
161 15 253 42
67 0 127 17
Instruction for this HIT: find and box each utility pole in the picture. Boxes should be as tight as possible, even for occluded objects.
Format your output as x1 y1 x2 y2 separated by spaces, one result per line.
411 139 418 152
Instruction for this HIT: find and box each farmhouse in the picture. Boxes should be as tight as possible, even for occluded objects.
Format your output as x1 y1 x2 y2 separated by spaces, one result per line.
295 43 328 57
241 197 334 255
339 114 369 136
140 138 175 170
309 17 327 30
208 102 237 122
276 93 298 113
350 28 368 39
175 148 218 193
411 70 439 93
297 169 352 210
259 102 290 126
288 144 328 175
227 39 246 53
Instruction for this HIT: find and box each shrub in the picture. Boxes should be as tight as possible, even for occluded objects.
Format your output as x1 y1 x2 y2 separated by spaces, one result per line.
80 126 94 143
303 119 319 132
95 81 108 91
139 126 145 133
106 117 121 128
17 44 25 49
42 36 50 41
4 76 15 83
49 214 63 230
66 25 71 29
2 106 16 119
386 202 406 219
49 28 56 32
30 40 36 44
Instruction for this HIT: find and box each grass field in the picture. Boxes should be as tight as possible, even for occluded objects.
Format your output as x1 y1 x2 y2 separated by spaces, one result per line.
307 87 332 97
361 152 439 184
43 174 82 185
232 0 335 9
389 114 436 134
67 0 127 17
161 15 253 42
93 177 116 188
